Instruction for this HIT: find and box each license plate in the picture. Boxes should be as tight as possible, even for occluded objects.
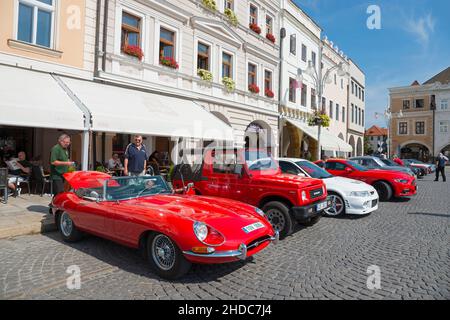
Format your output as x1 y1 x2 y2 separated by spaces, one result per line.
242 222 265 234
316 201 328 211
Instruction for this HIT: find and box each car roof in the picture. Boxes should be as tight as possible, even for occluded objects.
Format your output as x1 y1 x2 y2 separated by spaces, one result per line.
278 158 307 162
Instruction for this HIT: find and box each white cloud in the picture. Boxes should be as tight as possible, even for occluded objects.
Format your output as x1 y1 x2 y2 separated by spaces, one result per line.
404 12 436 45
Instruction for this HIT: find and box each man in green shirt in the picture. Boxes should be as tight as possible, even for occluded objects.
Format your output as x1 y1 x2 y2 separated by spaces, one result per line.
50 134 74 197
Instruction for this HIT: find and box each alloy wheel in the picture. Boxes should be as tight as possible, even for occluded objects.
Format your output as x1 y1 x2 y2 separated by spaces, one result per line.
266 209 286 232
60 212 73 237
325 195 344 216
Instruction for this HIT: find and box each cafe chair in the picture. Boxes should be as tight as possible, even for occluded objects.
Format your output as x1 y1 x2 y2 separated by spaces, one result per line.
0 168 9 204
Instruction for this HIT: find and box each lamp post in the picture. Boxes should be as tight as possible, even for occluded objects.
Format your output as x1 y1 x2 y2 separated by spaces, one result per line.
297 43 347 161
375 108 403 157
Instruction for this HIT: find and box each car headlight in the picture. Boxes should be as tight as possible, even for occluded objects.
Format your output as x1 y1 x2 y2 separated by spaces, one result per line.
193 221 208 242
349 191 370 197
394 179 409 184
255 207 266 218
301 190 308 202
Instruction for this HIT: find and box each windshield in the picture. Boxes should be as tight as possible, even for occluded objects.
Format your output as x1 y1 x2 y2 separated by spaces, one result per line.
381 159 399 166
296 161 333 179
346 160 368 171
102 176 172 201
245 150 278 172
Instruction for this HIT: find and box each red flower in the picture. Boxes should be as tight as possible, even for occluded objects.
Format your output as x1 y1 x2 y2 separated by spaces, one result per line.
248 84 260 94
160 56 179 69
249 23 261 34
266 33 276 43
265 88 274 98
122 45 144 61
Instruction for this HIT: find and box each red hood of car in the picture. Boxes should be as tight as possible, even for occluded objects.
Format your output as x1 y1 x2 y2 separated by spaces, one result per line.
364 169 411 179
251 172 324 188
118 194 270 233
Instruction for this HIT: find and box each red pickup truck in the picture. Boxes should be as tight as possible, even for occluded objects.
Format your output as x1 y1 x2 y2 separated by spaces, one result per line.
172 148 330 238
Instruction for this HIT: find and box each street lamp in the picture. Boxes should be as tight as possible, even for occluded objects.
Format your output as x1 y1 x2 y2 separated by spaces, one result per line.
375 108 403 157
298 51 347 161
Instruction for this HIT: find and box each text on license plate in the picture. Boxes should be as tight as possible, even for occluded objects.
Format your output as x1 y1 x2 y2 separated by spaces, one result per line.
242 222 265 234
316 201 328 211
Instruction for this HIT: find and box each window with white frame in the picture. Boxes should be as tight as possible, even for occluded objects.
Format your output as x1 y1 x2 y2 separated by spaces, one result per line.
248 62 257 86
197 42 210 70
266 15 273 35
441 99 448 110
301 44 307 62
399 122 408 135
342 106 345 122
222 52 233 79
290 34 296 55
224 0 234 10
301 84 307 107
17 0 55 48
439 121 449 133
159 27 176 60
249 4 258 25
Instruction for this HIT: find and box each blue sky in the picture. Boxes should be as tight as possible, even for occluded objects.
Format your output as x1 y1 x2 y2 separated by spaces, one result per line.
294 0 450 128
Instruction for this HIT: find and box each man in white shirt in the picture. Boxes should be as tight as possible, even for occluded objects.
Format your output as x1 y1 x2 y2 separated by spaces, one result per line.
107 153 123 170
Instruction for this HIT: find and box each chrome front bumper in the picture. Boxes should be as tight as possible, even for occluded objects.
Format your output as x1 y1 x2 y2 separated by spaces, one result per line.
183 231 279 260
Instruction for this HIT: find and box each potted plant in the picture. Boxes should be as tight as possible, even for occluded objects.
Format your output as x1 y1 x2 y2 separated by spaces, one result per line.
224 8 238 27
160 56 179 69
248 84 260 94
265 88 274 98
202 0 217 11
198 69 213 82
308 111 331 128
122 44 144 61
266 33 276 43
249 23 261 34
222 77 235 92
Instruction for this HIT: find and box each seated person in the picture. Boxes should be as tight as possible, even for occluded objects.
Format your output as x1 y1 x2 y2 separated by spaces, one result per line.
6 151 32 195
108 153 123 170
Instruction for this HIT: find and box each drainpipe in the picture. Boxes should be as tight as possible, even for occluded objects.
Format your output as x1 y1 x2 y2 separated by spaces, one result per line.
93 0 102 77
278 26 286 157
52 74 92 171
102 0 110 72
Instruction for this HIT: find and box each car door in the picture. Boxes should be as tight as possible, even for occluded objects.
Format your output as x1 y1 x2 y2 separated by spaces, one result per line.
325 161 347 176
74 196 109 235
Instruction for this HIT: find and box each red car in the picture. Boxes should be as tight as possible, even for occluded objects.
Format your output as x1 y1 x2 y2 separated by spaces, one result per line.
172 148 330 239
322 159 417 201
52 171 278 279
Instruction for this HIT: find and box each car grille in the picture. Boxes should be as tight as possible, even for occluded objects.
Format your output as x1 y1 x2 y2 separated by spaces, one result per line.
247 235 271 250
309 188 324 199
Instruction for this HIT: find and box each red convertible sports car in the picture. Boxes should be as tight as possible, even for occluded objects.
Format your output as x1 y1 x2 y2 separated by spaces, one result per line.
52 171 278 279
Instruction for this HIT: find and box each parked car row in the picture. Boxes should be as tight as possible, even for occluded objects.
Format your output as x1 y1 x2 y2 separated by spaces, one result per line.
50 148 419 280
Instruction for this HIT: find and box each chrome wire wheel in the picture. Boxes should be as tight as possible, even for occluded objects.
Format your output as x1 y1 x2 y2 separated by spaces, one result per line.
60 212 73 237
266 209 286 232
325 194 344 216
151 234 176 271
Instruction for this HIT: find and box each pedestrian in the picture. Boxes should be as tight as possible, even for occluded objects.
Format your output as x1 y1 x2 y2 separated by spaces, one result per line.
50 134 75 199
124 135 148 176
434 153 448 182
393 154 404 166
148 150 161 176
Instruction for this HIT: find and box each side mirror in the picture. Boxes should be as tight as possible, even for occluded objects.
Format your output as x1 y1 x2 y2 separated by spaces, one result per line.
298 173 306 178
345 167 353 173
185 183 195 195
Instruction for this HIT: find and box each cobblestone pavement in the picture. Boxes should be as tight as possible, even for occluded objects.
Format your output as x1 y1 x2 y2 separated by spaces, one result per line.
1 172 449 300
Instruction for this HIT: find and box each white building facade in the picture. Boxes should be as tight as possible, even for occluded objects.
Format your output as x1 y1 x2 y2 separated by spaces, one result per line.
434 85 450 157
347 59 366 157
94 0 282 161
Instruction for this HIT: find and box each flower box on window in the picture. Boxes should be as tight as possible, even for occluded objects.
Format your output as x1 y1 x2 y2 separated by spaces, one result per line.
224 8 238 27
222 77 235 92
248 84 260 94
122 45 144 61
160 56 179 69
202 0 217 11
265 89 274 98
266 33 276 43
249 23 261 35
198 69 213 82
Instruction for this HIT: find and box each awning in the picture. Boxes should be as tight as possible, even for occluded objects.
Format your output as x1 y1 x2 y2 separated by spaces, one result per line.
285 118 353 153
60 77 234 141
0 65 85 130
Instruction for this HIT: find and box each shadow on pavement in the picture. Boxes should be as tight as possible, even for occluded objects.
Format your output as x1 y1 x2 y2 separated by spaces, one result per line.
408 212 450 218
43 231 249 284
27 205 50 214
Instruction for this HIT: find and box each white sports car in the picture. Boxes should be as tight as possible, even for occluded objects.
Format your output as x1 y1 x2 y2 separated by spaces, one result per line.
279 158 379 217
